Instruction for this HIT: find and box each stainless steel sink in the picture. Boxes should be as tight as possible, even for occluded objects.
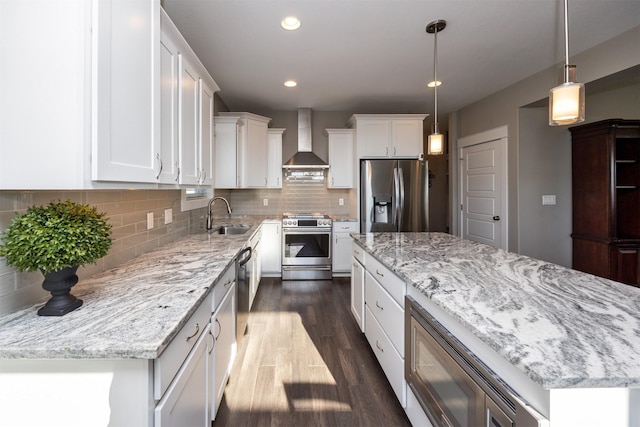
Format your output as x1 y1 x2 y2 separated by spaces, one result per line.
216 224 251 235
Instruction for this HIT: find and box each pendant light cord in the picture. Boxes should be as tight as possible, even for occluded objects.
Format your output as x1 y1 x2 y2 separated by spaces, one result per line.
433 27 438 132
563 0 570 82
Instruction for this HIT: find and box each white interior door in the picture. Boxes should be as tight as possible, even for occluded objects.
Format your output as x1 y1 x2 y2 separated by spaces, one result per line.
459 128 507 250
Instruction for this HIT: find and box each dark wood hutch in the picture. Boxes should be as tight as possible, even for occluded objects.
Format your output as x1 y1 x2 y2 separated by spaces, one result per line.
570 119 640 286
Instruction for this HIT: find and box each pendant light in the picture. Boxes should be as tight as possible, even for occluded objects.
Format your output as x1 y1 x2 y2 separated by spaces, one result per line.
426 20 446 155
549 0 584 126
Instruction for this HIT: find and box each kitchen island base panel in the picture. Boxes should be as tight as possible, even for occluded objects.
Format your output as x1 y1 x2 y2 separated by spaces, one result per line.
0 358 153 427
549 387 640 427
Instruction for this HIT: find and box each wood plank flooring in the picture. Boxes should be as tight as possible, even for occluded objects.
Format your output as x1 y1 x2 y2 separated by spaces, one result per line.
213 277 411 427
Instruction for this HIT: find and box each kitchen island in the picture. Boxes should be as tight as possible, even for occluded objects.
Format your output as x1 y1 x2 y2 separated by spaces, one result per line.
352 232 640 426
0 218 263 427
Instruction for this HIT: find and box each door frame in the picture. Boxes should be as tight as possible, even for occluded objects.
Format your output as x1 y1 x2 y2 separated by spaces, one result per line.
457 126 508 251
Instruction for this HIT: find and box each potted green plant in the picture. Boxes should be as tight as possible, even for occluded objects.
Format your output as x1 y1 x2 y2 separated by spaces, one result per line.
0 200 112 316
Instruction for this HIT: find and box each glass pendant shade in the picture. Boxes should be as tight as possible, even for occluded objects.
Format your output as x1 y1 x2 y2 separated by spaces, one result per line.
427 133 444 155
549 81 585 125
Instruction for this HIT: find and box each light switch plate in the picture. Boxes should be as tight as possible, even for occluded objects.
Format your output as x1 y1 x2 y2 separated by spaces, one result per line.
147 212 154 230
542 195 556 205
263 198 268 206
339 198 344 206
164 208 172 224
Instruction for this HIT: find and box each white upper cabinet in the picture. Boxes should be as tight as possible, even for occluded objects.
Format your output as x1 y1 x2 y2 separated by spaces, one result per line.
215 113 272 189
161 9 218 187
326 129 354 188
0 1 218 189
267 129 285 188
349 114 427 159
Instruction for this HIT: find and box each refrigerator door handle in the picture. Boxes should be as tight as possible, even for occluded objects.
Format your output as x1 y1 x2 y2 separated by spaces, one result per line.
393 167 400 227
398 167 405 231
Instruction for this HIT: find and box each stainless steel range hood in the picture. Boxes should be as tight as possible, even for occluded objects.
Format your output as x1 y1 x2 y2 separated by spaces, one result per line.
282 109 329 169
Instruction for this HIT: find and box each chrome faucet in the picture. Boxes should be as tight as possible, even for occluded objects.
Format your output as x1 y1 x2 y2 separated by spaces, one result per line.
206 197 232 231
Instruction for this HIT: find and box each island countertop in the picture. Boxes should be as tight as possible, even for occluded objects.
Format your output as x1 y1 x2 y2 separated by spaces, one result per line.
0 219 263 360
352 232 640 390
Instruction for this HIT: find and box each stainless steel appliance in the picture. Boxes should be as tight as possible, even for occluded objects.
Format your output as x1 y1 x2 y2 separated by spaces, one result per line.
236 246 252 342
282 213 332 280
360 159 429 232
405 296 547 427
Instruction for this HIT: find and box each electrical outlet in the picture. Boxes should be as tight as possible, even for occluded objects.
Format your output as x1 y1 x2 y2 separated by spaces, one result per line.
147 212 154 230
542 195 556 205
338 198 344 206
263 198 268 206
164 208 173 224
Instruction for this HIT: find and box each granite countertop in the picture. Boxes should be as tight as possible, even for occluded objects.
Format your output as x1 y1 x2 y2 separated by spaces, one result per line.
352 232 640 390
0 218 266 360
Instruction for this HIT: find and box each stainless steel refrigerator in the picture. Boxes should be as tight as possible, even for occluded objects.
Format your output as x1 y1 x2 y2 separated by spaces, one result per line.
360 159 429 232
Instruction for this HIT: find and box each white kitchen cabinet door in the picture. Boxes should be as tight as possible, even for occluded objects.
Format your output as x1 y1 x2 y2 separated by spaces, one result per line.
212 283 236 420
349 115 426 160
267 129 284 188
158 18 181 184
358 120 391 158
351 256 365 332
215 113 271 189
214 117 241 188
392 120 424 158
261 221 282 276
333 221 358 275
199 79 215 186
92 0 161 183
178 55 200 186
155 322 211 427
326 129 354 188
245 119 269 187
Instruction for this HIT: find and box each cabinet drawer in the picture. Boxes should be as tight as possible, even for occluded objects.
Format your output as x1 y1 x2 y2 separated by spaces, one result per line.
333 221 359 233
212 264 235 312
154 293 211 400
364 306 406 407
365 271 404 357
352 241 366 265
365 255 405 305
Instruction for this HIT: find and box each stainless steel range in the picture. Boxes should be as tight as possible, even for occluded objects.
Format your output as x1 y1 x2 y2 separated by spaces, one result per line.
282 213 332 280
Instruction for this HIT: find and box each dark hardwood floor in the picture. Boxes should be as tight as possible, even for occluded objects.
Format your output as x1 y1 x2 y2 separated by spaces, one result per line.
213 277 411 427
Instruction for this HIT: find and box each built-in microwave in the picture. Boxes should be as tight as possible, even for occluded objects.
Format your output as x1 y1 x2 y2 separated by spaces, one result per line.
405 296 548 427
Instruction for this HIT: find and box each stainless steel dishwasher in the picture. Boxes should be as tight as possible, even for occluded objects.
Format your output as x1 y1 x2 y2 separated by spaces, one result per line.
236 246 252 343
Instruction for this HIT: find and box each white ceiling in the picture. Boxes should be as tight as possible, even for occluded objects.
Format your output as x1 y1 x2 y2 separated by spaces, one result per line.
162 0 639 115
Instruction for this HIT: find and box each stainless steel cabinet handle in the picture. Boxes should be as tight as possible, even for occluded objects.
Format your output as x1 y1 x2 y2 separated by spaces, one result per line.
186 323 200 342
224 278 232 288
393 146 397 155
376 269 384 277
375 300 384 310
215 319 221 340
353 262 359 268
201 170 207 183
354 249 360 255
156 153 163 180
208 330 215 355
277 177 280 186
385 146 389 156
265 177 267 186
175 163 180 182
375 340 384 352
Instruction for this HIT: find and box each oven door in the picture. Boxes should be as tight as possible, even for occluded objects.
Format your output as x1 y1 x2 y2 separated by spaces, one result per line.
407 303 485 427
282 228 332 266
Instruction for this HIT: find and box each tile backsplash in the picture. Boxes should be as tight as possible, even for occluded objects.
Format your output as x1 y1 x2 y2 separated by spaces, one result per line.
0 183 354 314
0 190 207 314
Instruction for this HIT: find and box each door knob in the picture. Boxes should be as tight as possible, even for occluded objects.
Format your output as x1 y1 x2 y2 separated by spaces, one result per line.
493 215 500 221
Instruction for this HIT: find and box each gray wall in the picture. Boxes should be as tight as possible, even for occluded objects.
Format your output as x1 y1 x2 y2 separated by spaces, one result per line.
452 26 640 264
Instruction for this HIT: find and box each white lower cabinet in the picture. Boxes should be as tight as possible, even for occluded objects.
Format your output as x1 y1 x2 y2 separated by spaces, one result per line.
249 229 262 309
357 245 407 408
351 251 365 332
212 281 236 420
261 221 282 277
155 321 212 427
332 221 359 276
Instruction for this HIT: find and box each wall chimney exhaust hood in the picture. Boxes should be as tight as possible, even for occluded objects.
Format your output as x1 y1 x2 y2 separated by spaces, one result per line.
283 109 329 169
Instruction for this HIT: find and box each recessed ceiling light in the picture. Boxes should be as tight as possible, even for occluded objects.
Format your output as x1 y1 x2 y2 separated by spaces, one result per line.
284 80 297 88
427 80 442 88
281 16 301 31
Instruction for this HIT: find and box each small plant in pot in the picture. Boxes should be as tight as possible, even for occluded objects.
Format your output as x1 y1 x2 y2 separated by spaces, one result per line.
0 200 112 316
